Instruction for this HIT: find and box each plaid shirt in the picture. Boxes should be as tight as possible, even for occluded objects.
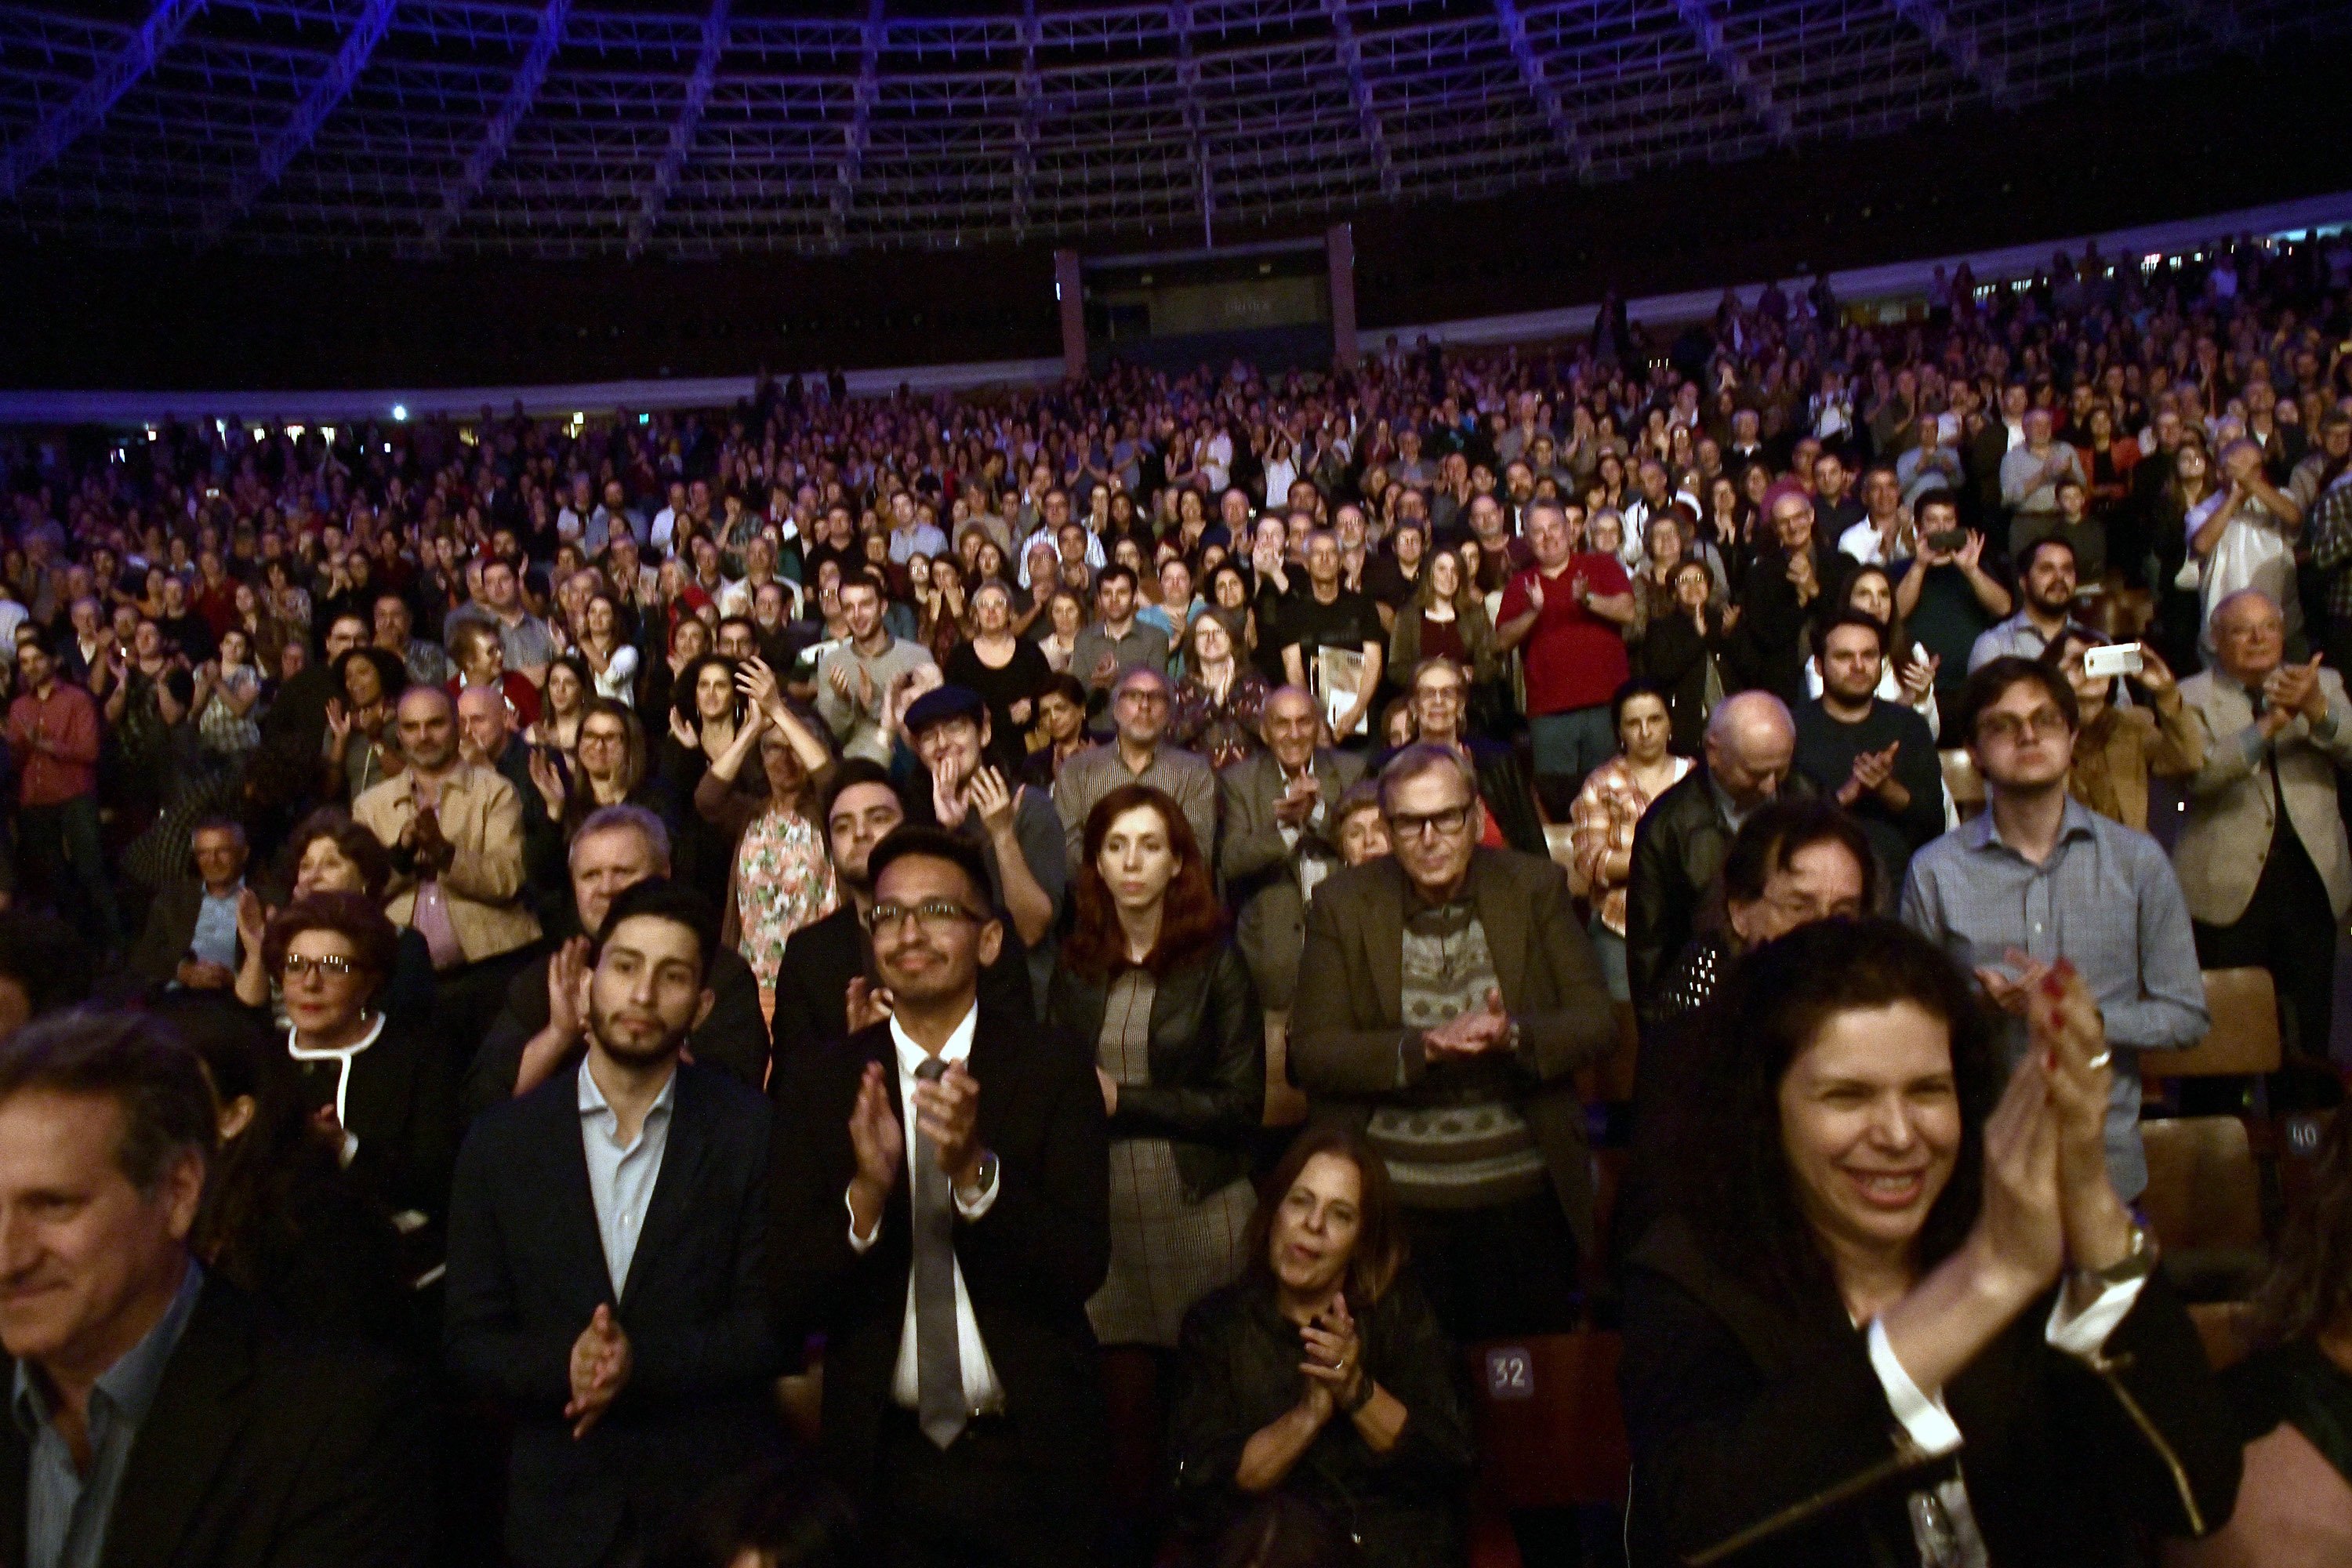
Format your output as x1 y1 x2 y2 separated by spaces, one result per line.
1900 798 2209 1200
2306 471 2352 619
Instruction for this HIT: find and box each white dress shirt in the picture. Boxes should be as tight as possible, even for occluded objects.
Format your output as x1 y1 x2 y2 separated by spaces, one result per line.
578 1059 676 1297
846 1002 1007 1414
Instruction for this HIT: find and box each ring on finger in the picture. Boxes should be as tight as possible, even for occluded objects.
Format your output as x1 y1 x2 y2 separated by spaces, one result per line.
2084 1050 2112 1071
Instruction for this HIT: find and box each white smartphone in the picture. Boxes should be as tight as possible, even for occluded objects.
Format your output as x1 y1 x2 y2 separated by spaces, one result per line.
2082 643 2144 680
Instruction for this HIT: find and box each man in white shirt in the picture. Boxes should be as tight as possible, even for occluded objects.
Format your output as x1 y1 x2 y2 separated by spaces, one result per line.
769 826 1109 1566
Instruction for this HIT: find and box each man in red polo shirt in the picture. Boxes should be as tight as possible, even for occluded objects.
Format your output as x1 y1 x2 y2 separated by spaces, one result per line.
5 640 119 954
1496 499 1638 806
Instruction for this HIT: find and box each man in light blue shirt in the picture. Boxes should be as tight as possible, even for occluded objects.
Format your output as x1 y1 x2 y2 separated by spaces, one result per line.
1902 656 2209 1200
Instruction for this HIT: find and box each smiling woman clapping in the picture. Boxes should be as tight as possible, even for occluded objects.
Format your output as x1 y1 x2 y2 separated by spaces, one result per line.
1619 917 2239 1568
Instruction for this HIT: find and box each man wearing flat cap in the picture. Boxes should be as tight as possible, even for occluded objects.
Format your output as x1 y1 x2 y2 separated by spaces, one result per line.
904 685 1065 1004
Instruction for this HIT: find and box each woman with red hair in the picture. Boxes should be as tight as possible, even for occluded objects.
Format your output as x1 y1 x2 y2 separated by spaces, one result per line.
1048 782 1265 1348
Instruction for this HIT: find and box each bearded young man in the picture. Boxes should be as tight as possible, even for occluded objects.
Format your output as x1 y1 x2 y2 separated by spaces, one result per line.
445 879 785 1568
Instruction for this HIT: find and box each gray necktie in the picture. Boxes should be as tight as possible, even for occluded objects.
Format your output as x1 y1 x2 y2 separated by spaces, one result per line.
909 1056 967 1450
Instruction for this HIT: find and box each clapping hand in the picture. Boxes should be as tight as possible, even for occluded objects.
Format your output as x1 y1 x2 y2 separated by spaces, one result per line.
528 746 568 815
1273 771 1321 828
1899 652 1940 707
844 978 895 1034
565 1305 633 1439
1298 1294 1366 1416
969 766 1017 840
668 709 699 750
1423 987 1512 1060
1837 741 1900 808
846 1060 906 1236
2262 654 2327 732
930 756 970 830
737 656 786 724
911 1061 983 1189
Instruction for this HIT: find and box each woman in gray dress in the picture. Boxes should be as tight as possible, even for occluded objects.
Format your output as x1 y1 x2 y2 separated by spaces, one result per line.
1048 782 1264 1534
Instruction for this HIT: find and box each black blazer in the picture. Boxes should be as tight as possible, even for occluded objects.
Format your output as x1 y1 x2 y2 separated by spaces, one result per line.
0 1275 433 1568
768 1004 1110 1497
1044 939 1263 1203
289 1014 458 1226
765 902 1037 1077
1619 1216 2241 1568
444 1062 786 1568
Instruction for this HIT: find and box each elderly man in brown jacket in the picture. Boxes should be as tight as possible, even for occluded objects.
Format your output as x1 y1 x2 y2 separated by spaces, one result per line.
1290 742 1617 1341
354 685 543 1054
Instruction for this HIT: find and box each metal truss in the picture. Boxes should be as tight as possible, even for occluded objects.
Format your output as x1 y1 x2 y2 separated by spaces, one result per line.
1 0 2338 256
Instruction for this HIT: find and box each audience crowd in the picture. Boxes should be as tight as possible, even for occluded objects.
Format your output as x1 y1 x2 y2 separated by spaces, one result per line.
2 229 2352 1567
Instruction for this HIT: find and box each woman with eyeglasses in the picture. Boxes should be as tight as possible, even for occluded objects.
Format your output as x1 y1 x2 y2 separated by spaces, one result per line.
1168 1127 1472 1567
233 808 435 1030
264 891 458 1229
1621 918 2237 1568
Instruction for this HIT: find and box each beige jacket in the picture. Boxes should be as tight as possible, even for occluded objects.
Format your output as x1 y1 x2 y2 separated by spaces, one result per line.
2176 667 2352 926
352 763 542 964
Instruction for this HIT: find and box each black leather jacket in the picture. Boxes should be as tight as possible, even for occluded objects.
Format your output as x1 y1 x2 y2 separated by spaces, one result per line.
1044 940 1263 1203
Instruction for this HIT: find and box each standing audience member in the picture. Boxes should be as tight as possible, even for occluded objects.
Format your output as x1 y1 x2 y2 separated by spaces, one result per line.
1621 918 2238 1568
816 575 937 765
2043 628 2200 831
1290 745 1615 1339
354 685 543 1050
0 1009 434 1566
5 640 118 956
1567 681 1693 1003
1049 786 1263 1545
1056 668 1218 873
1170 1127 1473 1568
1792 612 1946 880
2176 590 2352 1101
1495 500 1637 804
768 828 1111 1566
1902 658 2210 1201
266 891 459 1227
1625 690 1798 1010
1218 688 1365 1040
446 880 784 1568
1969 535 2085 671
467 805 768 1116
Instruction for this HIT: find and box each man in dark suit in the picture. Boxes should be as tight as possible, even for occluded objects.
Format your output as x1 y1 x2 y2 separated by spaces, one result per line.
446 879 784 1568
0 1009 431 1568
1217 685 1364 1020
770 826 1109 1566
1290 744 1617 1341
465 804 768 1120
769 762 1033 1074
125 817 251 992
1624 690 1799 1011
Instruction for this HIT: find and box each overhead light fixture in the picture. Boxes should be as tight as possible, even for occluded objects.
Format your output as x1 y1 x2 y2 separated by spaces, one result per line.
392 404 408 421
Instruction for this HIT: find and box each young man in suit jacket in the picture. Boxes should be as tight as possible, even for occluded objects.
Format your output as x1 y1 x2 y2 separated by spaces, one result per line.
768 762 1034 1074
770 826 1109 1566
445 879 785 1568
0 1010 432 1568
1290 744 1618 1341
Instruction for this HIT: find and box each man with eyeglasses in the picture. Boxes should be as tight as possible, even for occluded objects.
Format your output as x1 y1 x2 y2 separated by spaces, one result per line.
767 761 1038 1073
1392 656 1546 855
1052 667 1215 876
770 826 1109 1566
2174 590 2352 1101
1290 744 1616 1341
1900 657 2208 1202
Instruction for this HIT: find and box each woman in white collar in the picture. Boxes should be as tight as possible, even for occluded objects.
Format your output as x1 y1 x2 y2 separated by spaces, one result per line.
267 891 457 1229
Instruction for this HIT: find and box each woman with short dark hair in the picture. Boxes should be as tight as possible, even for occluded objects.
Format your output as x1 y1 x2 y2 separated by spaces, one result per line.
263 891 458 1226
1170 1127 1472 1567
1621 916 2238 1567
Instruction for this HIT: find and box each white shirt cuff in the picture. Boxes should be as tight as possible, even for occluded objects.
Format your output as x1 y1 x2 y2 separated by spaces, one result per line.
954 1161 1000 1220
845 1187 880 1254
1866 1317 1964 1457
1278 823 1301 851
2046 1274 2146 1358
